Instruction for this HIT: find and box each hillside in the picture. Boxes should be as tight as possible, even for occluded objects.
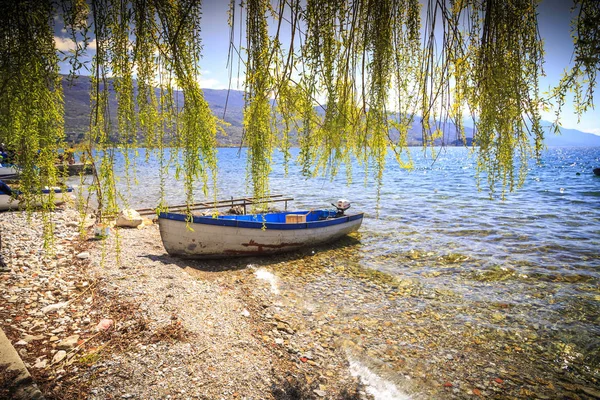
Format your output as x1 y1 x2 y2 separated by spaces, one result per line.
62 76 244 146
541 124 600 146
62 76 599 147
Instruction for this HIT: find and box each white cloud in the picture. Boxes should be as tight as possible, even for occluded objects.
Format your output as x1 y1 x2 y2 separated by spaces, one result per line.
198 76 244 90
54 36 75 52
54 36 96 52
198 78 224 89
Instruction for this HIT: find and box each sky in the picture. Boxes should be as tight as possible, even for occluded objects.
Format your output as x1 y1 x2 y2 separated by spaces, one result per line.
535 0 599 135
54 0 599 136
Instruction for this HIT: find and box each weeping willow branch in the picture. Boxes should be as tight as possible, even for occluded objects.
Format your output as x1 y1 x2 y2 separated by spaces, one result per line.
244 0 274 210
468 0 544 197
235 0 547 199
0 0 65 247
0 0 597 231
550 0 599 129
71 0 219 222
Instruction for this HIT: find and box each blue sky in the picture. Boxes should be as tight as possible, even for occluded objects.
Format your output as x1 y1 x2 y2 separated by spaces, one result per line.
55 0 599 136
536 0 599 135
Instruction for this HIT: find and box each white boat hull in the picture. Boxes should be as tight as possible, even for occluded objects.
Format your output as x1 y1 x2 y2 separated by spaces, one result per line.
0 190 73 211
0 165 19 178
158 212 363 259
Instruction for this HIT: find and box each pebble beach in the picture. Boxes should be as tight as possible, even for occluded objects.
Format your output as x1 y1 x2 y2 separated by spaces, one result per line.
0 207 365 399
1 204 599 399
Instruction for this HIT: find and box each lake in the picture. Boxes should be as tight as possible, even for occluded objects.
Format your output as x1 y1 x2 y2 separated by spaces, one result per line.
69 146 600 396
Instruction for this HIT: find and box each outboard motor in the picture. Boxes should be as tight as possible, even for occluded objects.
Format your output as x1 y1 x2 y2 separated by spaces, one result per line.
332 199 351 217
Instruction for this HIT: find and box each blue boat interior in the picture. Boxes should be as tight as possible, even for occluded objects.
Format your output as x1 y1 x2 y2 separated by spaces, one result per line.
216 210 336 222
159 209 363 229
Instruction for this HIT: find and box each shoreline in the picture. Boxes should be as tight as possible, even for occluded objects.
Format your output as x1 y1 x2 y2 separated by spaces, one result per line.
1 206 599 399
0 207 368 399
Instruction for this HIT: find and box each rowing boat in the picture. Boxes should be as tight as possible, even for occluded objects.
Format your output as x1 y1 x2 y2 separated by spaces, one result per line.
158 203 363 259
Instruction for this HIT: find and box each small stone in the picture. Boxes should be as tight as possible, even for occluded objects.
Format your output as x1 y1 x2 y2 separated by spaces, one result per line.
241 309 250 317
52 350 67 364
33 359 48 369
115 209 143 228
276 323 294 334
57 334 80 350
96 318 114 332
23 334 45 343
41 302 69 313
15 340 28 346
314 390 326 397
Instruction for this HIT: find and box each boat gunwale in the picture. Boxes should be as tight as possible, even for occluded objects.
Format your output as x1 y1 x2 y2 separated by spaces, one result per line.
158 211 364 231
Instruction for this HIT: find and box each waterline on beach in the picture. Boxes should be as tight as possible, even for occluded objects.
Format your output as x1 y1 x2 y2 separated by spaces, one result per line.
254 267 280 294
348 357 411 400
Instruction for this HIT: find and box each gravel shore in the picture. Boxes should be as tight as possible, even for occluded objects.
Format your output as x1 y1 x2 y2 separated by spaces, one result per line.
0 208 366 399
1 206 599 399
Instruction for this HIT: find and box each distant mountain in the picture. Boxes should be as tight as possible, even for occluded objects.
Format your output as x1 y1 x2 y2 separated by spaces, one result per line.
384 117 475 146
542 125 600 147
62 76 599 147
460 118 600 147
62 75 245 146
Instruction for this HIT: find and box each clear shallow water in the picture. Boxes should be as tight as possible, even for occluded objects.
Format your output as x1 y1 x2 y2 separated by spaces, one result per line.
76 146 600 276
70 146 600 384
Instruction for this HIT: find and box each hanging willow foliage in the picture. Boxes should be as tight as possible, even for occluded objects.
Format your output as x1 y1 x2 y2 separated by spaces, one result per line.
230 0 567 199
63 0 220 223
0 0 598 229
0 0 65 247
227 0 546 199
472 0 544 195
550 0 599 129
445 0 545 196
244 0 275 209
